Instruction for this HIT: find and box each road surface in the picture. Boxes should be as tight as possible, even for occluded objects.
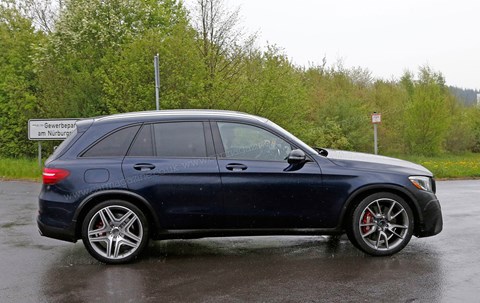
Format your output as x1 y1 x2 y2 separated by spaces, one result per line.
0 180 478 302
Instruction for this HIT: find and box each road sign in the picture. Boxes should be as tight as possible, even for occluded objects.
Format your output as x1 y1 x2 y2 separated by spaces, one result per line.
371 113 382 124
28 119 78 141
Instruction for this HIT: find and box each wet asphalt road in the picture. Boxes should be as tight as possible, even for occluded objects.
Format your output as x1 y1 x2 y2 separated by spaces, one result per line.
0 180 479 303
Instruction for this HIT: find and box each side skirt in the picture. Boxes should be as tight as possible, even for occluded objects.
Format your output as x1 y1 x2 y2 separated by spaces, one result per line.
152 228 344 240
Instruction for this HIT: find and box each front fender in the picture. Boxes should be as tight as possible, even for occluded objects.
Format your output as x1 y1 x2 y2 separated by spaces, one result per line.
337 184 422 231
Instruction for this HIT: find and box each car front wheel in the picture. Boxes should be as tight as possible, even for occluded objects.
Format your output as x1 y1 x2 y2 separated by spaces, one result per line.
347 192 414 256
81 200 149 264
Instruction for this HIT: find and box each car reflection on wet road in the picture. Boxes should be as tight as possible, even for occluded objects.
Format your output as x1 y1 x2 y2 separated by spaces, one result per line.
0 180 478 302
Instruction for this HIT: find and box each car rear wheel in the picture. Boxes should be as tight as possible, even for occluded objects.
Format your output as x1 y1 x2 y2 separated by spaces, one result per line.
81 200 149 264
347 192 414 256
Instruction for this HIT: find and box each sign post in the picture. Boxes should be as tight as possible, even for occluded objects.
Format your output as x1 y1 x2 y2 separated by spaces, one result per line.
371 112 381 155
154 54 160 110
28 119 78 168
38 142 42 168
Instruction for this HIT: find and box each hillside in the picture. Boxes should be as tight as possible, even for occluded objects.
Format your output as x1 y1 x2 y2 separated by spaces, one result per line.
449 86 480 106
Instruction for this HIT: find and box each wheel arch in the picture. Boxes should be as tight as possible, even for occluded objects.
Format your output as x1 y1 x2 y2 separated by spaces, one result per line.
73 190 160 240
339 184 421 234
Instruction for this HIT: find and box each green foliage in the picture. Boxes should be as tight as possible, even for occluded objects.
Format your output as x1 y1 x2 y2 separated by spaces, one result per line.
0 5 44 157
304 65 371 151
36 0 188 118
403 67 451 155
1 0 479 159
444 104 476 153
103 22 206 113
190 0 255 109
300 119 352 150
471 108 480 153
370 80 409 154
236 46 308 127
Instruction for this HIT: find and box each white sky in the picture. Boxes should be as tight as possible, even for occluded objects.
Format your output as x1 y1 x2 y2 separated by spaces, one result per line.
189 0 480 89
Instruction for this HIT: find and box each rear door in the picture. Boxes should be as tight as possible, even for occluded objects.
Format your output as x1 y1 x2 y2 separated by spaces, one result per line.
122 121 223 229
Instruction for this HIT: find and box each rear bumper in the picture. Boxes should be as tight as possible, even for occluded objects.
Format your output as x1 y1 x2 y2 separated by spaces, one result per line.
37 191 79 243
37 216 77 243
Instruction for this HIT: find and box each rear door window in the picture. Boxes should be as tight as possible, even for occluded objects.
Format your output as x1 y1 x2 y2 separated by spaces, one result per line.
154 122 207 158
128 124 154 157
127 122 208 158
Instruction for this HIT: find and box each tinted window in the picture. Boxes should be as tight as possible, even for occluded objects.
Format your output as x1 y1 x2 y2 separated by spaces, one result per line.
82 125 139 157
128 124 154 157
50 129 78 160
154 122 207 157
217 122 292 161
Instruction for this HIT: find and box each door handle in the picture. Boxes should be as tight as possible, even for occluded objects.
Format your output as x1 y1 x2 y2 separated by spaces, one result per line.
133 163 156 171
226 163 247 171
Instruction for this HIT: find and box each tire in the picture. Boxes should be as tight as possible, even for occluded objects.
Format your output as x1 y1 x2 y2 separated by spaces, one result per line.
346 192 414 256
81 200 149 264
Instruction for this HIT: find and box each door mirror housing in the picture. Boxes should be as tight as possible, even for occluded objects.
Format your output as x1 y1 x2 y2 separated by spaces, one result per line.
287 149 306 164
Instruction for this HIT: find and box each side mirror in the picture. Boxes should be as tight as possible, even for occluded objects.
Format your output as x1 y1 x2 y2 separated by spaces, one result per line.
287 149 306 164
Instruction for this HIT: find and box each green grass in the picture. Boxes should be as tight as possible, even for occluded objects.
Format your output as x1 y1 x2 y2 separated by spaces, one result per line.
1 153 480 181
393 153 480 179
0 158 42 181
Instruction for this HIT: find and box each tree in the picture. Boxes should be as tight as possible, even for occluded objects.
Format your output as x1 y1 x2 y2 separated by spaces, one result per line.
36 0 187 118
471 108 480 153
102 21 206 113
0 4 44 157
234 46 308 132
304 64 372 151
403 67 451 155
189 0 254 108
370 79 409 154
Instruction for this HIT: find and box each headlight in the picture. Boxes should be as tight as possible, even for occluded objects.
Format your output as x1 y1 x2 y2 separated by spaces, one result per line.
409 176 433 192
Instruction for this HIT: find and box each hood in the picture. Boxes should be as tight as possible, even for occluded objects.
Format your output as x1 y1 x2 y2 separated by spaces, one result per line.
324 149 432 176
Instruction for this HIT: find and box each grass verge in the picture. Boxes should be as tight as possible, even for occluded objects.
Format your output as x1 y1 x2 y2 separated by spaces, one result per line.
0 158 42 181
394 153 480 179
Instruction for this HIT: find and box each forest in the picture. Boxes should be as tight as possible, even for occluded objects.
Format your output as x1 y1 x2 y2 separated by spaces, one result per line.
1 0 480 159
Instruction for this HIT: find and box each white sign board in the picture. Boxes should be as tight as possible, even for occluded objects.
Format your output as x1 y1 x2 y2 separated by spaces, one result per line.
371 113 382 124
28 119 78 140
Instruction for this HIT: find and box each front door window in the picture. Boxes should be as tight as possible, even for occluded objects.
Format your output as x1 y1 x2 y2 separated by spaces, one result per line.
217 122 292 161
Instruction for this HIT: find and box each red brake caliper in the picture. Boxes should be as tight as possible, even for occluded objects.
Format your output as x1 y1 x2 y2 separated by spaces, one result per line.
361 210 373 234
95 220 105 236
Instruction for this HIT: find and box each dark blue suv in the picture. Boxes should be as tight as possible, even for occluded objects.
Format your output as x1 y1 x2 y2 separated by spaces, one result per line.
38 110 442 263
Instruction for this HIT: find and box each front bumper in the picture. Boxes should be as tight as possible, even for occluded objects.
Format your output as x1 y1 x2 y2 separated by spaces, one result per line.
414 193 443 237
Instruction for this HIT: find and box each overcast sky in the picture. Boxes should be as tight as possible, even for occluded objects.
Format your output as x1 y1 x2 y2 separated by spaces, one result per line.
192 0 480 89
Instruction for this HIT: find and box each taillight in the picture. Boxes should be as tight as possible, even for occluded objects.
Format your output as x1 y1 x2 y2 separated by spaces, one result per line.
42 168 70 185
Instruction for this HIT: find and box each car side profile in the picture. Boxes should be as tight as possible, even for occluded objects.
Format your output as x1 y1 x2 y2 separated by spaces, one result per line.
37 110 443 264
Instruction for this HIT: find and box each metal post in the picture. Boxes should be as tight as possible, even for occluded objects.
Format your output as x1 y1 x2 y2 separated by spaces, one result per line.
373 124 378 155
154 54 160 110
38 142 42 168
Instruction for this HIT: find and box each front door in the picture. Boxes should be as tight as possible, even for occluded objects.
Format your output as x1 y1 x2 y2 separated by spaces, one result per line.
213 121 325 229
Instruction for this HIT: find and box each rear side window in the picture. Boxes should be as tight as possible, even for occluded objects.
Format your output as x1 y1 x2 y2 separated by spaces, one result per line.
82 125 140 157
49 129 78 160
154 122 207 157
